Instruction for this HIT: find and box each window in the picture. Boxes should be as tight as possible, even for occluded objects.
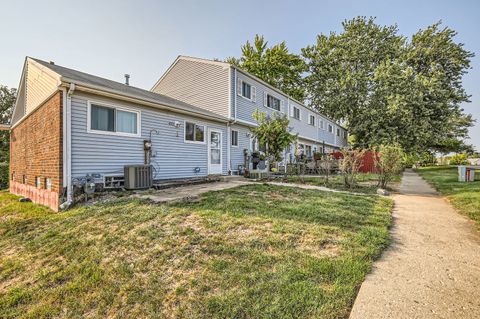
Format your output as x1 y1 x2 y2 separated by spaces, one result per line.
45 178 52 190
35 177 41 188
336 128 340 136
89 102 139 136
22 175 27 184
319 120 324 130
309 115 315 126
343 131 348 139
266 94 281 111
305 145 312 157
292 106 300 120
238 80 256 101
185 122 205 143
328 124 333 133
231 130 238 147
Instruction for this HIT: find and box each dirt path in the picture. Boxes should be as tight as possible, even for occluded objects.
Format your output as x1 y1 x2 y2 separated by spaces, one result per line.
350 169 480 318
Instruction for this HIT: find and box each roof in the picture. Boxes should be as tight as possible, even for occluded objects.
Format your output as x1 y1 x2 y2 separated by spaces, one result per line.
172 55 347 130
30 58 229 122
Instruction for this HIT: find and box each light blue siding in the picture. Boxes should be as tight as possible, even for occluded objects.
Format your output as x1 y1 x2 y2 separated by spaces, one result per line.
234 71 346 149
229 124 251 171
71 93 228 181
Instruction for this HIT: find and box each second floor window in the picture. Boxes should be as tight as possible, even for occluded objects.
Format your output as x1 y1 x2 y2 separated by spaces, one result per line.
328 124 333 133
309 115 315 126
292 106 300 120
319 120 324 130
242 82 251 99
337 128 340 136
266 94 281 111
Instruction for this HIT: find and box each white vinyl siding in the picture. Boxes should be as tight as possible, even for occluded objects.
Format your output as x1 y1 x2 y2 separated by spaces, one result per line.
152 58 230 118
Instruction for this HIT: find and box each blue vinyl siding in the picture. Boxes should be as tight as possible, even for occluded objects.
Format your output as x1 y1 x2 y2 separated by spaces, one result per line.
71 93 227 181
229 124 251 171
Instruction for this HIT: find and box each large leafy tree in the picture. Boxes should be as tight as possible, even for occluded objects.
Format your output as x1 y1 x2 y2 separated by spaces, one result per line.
0 85 16 163
302 17 474 153
227 35 307 101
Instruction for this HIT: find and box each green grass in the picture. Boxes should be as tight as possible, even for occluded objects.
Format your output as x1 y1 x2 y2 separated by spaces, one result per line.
284 173 401 194
417 166 480 227
0 185 393 318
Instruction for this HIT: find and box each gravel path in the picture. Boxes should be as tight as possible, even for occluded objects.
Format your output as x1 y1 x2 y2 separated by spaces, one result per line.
350 169 480 319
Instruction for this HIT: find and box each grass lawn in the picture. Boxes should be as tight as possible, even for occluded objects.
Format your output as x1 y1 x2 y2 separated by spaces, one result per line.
417 166 480 227
0 184 393 319
284 173 401 194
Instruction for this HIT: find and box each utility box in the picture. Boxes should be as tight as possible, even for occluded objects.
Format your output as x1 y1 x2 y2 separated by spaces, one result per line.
458 166 476 182
124 165 153 189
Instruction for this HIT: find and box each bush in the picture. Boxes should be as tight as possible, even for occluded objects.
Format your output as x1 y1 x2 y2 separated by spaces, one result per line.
0 163 8 189
449 153 469 165
375 145 404 189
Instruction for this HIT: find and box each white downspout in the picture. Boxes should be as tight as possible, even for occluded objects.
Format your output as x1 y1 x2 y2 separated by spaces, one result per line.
60 83 75 209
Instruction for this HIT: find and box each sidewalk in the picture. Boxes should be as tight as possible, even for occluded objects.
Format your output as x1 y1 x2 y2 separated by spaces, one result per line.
350 170 480 318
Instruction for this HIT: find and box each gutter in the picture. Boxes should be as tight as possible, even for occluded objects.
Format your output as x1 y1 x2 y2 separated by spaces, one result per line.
60 83 75 209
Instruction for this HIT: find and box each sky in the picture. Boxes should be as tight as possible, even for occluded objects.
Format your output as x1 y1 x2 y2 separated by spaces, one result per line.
1 0 478 150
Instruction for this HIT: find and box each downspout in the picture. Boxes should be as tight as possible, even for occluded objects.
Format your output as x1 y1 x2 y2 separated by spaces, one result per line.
60 83 75 210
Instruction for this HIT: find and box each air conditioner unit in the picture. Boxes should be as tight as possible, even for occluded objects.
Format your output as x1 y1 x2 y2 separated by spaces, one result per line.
124 165 153 190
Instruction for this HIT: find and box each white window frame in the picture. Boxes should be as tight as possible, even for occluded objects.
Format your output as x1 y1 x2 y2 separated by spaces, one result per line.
291 106 300 120
87 100 141 138
231 129 239 147
238 79 256 102
184 120 206 144
336 128 340 137
319 119 325 130
309 114 315 126
265 93 281 111
328 124 333 133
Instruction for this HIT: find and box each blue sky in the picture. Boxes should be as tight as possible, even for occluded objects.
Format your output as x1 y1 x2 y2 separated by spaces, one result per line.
1 0 478 150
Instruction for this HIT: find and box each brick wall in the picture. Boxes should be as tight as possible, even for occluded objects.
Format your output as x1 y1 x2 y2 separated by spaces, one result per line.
10 91 63 211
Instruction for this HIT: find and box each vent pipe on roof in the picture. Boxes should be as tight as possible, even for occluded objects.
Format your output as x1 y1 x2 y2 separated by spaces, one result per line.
124 74 130 86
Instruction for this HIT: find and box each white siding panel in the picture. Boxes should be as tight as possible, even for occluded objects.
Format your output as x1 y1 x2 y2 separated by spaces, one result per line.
25 60 58 114
152 59 230 118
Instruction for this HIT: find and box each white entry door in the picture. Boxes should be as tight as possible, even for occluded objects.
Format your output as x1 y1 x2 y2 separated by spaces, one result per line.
208 129 222 174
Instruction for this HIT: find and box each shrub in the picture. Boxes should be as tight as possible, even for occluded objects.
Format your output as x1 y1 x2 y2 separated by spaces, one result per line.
0 163 8 189
340 148 366 188
449 153 469 165
375 145 404 189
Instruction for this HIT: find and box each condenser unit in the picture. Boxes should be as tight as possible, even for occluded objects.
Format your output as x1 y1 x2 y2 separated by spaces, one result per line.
124 165 153 190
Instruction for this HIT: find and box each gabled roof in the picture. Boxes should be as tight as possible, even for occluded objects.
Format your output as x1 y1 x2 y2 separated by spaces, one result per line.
30 58 229 122
154 56 346 130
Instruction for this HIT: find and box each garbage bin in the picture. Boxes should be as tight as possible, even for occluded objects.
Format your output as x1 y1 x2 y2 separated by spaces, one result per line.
458 166 476 182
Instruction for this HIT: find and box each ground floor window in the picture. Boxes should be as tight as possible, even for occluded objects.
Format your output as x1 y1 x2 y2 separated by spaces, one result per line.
185 122 205 143
231 130 238 147
89 102 140 136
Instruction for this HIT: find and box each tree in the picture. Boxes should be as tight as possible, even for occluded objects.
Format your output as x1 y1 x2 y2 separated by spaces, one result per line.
0 85 16 163
375 144 404 189
302 17 474 153
0 85 16 189
250 109 297 168
227 35 307 101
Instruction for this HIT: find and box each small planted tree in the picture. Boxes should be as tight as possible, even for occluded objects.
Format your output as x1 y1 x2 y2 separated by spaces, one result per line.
251 109 297 172
340 148 366 188
318 154 335 184
375 144 404 189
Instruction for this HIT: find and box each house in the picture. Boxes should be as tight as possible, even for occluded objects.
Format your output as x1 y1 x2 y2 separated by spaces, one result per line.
8 56 347 211
152 56 348 173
